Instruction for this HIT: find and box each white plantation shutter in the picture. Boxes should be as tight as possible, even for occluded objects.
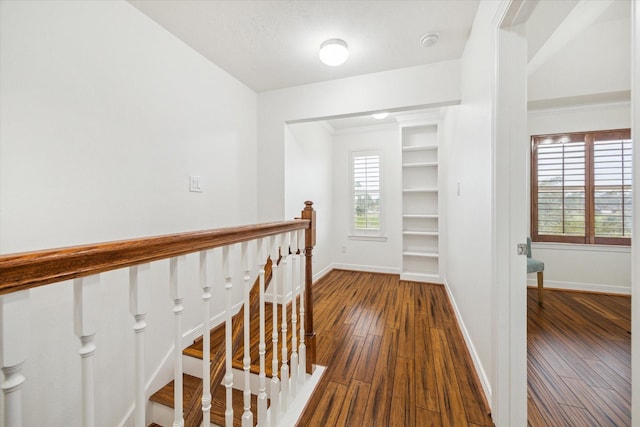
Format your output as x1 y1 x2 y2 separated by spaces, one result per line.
352 151 382 236
593 134 632 239
535 136 586 238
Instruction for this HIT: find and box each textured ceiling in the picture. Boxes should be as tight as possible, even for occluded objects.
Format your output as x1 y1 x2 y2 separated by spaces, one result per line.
128 0 479 92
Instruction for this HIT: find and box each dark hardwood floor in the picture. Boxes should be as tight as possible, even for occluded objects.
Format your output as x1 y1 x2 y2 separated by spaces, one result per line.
527 288 631 426
297 269 493 427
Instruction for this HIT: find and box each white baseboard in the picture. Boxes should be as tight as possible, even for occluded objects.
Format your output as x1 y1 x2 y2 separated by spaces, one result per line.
331 263 400 275
527 278 631 295
313 263 334 281
442 279 492 410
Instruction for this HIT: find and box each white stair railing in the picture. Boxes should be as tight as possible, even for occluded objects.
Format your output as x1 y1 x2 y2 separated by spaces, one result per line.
129 265 149 427
241 241 253 427
199 251 212 425
0 205 316 427
280 233 290 411
290 231 299 395
297 228 307 386
74 276 99 427
269 234 281 426
1 291 29 427
257 238 268 423
169 256 185 427
223 245 234 427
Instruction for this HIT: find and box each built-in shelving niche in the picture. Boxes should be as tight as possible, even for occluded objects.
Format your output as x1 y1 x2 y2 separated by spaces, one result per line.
400 124 441 283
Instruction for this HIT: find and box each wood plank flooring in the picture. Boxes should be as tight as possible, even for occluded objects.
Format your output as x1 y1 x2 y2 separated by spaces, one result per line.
527 288 631 426
296 269 493 427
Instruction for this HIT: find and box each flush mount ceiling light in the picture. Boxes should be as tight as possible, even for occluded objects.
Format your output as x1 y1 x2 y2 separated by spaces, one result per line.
319 38 349 66
420 33 440 48
372 112 389 120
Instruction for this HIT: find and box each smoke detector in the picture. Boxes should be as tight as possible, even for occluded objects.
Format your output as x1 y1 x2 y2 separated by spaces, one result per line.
420 33 440 48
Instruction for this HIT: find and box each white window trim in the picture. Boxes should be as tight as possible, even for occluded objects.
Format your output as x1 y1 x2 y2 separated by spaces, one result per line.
350 150 385 238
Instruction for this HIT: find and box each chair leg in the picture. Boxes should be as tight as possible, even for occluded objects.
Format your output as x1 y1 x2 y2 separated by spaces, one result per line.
537 271 544 307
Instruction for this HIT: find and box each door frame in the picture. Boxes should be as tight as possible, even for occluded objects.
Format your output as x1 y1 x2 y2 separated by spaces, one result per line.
492 2 532 425
493 0 639 425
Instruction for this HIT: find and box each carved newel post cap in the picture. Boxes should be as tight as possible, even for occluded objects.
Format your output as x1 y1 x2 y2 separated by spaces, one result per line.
304 201 314 207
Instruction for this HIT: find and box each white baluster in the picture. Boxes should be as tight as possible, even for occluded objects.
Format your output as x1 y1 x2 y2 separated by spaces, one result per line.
289 231 299 397
170 257 185 427
1 291 30 427
74 276 99 427
129 265 149 427
223 246 234 427
199 251 212 425
297 229 306 385
269 234 280 426
241 241 253 427
256 238 268 424
280 233 290 411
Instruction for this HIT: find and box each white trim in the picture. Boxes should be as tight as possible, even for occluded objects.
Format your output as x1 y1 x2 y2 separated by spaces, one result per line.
527 279 631 295
443 278 492 408
313 263 334 282
493 1 531 424
630 2 639 423
332 122 399 135
347 234 388 242
528 98 630 114
331 263 400 275
274 366 326 427
400 272 441 284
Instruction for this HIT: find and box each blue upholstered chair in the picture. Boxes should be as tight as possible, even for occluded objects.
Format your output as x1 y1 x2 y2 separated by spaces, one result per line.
527 237 544 307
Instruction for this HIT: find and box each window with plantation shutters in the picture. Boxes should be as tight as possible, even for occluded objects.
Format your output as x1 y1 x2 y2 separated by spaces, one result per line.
351 151 382 236
531 129 632 245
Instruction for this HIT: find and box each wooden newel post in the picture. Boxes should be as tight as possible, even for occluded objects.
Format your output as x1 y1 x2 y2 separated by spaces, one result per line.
301 201 316 374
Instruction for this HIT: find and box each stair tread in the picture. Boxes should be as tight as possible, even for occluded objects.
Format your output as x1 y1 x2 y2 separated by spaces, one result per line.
184 299 302 378
149 373 262 426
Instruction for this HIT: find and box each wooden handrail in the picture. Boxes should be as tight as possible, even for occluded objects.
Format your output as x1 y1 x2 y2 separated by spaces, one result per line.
0 219 310 295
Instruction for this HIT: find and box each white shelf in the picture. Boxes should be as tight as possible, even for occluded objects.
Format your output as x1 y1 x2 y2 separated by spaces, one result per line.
402 162 438 168
403 230 439 236
403 188 438 193
403 251 439 258
402 145 438 152
401 125 441 284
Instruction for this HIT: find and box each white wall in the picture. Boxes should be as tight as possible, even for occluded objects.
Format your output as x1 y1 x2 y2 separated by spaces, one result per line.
332 126 402 274
284 122 334 278
257 60 461 222
443 0 502 409
0 1 257 425
527 103 632 293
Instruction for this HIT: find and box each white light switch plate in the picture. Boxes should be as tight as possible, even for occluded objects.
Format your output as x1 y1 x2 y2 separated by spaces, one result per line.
189 175 203 193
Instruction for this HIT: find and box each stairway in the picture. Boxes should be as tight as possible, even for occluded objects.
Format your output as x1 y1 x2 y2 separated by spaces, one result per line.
148 258 303 427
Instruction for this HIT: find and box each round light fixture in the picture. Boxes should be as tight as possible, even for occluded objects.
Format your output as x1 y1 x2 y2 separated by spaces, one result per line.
372 112 389 120
319 38 349 66
420 33 440 48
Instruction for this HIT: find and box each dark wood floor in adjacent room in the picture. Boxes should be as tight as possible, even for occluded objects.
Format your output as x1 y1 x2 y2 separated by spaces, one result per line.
527 288 631 426
296 269 493 427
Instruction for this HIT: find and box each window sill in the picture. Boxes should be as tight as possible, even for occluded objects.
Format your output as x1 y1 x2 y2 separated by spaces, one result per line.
348 235 388 242
531 242 631 254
